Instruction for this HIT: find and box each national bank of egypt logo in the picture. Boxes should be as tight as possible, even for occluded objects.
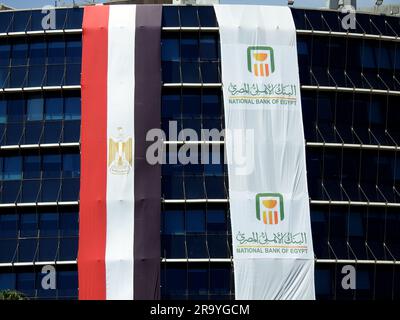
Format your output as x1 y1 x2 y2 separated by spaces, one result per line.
255 193 284 225
247 46 275 77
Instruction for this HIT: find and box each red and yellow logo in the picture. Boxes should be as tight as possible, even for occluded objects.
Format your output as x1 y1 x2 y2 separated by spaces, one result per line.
247 46 275 77
255 193 284 225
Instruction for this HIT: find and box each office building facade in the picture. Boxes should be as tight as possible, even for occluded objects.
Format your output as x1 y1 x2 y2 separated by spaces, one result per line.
0 5 400 299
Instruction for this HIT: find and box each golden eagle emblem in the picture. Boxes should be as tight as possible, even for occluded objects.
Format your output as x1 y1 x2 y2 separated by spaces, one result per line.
108 127 133 175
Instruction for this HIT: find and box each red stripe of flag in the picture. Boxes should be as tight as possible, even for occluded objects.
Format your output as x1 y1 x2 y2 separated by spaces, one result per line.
78 5 109 300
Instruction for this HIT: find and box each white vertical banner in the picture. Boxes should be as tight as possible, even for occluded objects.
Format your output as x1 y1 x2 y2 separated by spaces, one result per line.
214 5 315 299
106 5 136 300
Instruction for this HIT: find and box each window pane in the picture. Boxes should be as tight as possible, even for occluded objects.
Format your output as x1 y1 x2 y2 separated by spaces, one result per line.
48 40 65 65
66 38 81 64
42 154 61 178
3 156 22 180
0 213 18 239
45 95 63 120
0 99 6 123
63 153 80 178
20 212 37 238
27 95 44 121
64 94 80 120
29 40 46 66
163 208 184 235
39 212 58 237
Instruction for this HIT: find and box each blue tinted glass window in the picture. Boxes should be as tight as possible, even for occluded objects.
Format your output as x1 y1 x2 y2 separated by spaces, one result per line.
29 40 46 65
0 273 16 290
0 213 18 239
63 153 80 178
162 61 180 83
40 179 60 202
46 64 65 86
198 6 217 27
210 266 230 295
165 267 187 295
20 212 38 237
23 155 41 179
21 179 40 203
40 212 58 237
0 99 6 123
202 89 221 118
30 11 45 31
162 6 179 27
61 178 79 201
59 212 78 237
43 154 61 178
66 38 81 64
63 120 80 143
179 6 199 27
181 62 200 83
200 34 218 61
1 180 21 203
57 270 78 298
64 95 80 120
65 8 83 29
42 121 62 143
182 89 201 117
28 65 45 87
24 122 43 145
7 97 24 122
11 41 28 66
3 156 22 180
59 237 77 260
207 209 226 233
188 268 208 295
27 95 44 121
163 209 184 235
45 95 63 120
181 35 198 61
162 90 180 119
362 43 378 69
0 12 12 33
186 207 205 233
162 35 180 62
12 11 30 32
0 43 11 66
200 62 219 83
16 272 35 297
55 9 67 29
48 40 65 65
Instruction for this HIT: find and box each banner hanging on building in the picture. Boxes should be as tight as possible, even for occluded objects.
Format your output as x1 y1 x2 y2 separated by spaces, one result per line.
214 5 315 299
78 4 161 300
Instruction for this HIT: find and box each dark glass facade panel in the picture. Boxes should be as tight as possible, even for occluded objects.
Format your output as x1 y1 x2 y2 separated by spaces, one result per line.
0 151 80 204
0 207 78 264
0 265 77 299
161 32 220 83
306 147 399 203
0 35 82 88
0 8 83 33
297 34 400 90
292 8 400 38
0 90 80 146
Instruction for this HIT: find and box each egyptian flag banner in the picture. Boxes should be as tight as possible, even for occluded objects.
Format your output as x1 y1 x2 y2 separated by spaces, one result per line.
78 4 162 300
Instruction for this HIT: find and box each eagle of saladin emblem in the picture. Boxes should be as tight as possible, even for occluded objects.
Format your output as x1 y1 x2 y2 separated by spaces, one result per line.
108 127 133 175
